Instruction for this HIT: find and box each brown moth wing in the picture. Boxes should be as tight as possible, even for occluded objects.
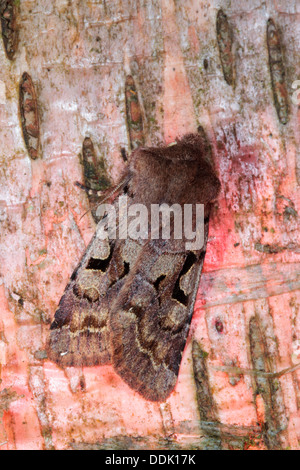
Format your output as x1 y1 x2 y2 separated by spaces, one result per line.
110 223 209 402
48 233 113 367
48 228 147 367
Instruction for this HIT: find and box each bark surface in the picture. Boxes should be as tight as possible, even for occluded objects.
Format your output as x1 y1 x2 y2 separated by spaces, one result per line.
0 0 299 450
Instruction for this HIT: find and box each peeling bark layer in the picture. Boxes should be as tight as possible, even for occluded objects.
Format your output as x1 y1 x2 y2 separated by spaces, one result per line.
267 18 289 124
19 72 40 160
0 0 18 60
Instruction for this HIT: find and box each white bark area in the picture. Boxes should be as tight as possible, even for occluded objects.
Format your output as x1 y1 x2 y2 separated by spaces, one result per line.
0 0 299 450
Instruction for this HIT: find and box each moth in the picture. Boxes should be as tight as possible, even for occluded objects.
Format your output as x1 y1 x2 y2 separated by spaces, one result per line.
48 133 220 402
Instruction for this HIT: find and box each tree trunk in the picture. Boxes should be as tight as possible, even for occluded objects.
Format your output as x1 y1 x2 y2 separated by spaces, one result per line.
0 0 299 450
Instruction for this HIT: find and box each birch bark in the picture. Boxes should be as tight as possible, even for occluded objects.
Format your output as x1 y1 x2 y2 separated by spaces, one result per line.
0 0 299 450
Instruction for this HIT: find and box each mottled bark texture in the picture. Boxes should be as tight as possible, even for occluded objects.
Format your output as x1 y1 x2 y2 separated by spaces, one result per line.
0 0 299 450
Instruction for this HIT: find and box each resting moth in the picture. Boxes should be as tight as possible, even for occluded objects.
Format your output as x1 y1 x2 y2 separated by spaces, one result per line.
48 133 220 402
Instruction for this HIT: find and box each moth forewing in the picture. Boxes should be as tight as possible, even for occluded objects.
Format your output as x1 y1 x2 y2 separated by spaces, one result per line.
48 232 113 367
109 223 210 402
